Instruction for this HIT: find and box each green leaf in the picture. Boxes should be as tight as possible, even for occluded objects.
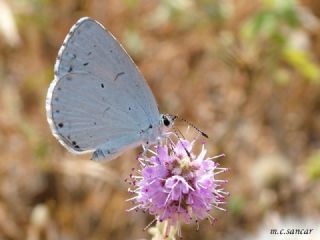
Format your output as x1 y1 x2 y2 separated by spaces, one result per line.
283 48 320 82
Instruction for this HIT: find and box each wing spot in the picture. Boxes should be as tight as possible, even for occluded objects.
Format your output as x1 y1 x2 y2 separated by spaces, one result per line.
101 83 104 88
103 107 110 117
58 123 64 128
87 52 92 56
66 76 72 81
57 87 61 91
67 135 71 139
114 72 125 81
83 62 89 66
94 122 97 125
68 66 73 73
75 145 80 149
54 97 59 101
71 54 76 59
149 124 153 129
72 141 77 145
55 110 60 113
109 50 113 53
128 107 131 111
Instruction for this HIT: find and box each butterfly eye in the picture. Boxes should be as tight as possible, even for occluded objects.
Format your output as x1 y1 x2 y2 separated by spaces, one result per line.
164 118 170 126
162 116 171 127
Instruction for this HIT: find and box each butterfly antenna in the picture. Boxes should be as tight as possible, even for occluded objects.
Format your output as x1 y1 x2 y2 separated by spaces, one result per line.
174 115 209 138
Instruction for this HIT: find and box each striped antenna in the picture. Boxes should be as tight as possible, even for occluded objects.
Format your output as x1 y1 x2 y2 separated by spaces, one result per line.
173 115 209 138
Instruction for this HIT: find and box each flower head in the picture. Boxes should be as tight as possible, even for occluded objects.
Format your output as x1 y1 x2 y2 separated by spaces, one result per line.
127 137 229 231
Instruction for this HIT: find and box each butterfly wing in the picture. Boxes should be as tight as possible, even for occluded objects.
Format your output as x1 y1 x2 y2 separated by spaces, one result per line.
46 17 160 160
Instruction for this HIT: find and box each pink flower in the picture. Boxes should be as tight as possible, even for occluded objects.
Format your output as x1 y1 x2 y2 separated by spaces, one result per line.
127 138 229 228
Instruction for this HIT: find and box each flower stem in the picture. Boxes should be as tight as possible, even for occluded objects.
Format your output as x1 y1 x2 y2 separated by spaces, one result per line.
148 219 177 240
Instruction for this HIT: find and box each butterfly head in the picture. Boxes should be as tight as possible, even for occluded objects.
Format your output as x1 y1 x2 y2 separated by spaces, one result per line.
160 114 176 129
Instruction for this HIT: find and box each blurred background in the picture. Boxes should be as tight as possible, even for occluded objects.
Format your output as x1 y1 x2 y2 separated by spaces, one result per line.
0 0 320 239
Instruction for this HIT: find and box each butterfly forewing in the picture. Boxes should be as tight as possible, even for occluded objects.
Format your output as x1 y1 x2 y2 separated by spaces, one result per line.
46 17 160 157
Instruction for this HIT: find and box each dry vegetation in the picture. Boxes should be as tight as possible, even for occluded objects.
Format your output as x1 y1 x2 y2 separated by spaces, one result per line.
0 0 320 239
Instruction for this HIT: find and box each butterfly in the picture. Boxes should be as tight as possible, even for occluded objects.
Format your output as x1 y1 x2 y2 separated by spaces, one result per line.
46 17 177 161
